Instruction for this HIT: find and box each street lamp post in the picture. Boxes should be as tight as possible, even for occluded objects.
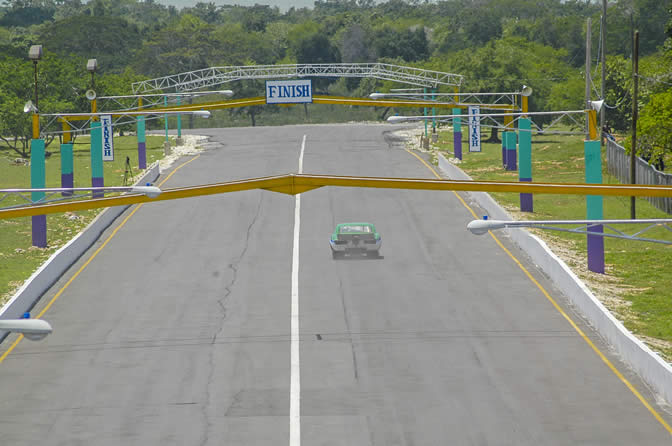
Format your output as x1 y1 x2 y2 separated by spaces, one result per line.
87 59 104 198
28 45 47 248
518 85 533 212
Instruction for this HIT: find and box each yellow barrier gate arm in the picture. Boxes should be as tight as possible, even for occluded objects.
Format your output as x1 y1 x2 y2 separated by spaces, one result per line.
4 174 672 220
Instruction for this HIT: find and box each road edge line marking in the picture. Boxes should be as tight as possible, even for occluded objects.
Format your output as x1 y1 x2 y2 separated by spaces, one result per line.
0 154 201 364
405 148 672 435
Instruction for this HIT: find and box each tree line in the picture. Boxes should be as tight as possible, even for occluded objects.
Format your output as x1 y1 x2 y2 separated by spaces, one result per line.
0 0 670 164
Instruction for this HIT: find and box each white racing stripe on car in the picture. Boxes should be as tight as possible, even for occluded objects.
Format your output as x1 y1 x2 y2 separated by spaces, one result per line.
290 135 306 446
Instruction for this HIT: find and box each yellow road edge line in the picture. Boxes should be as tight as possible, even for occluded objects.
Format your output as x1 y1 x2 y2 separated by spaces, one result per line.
405 148 672 435
0 155 201 364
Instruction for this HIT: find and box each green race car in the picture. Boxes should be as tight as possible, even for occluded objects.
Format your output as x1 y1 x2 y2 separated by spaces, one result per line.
330 222 381 259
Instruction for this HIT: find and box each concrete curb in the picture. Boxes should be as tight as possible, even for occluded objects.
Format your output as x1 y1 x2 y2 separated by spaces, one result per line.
0 162 161 339
437 152 672 406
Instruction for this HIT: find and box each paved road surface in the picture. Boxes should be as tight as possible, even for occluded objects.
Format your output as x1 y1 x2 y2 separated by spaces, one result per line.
0 124 670 445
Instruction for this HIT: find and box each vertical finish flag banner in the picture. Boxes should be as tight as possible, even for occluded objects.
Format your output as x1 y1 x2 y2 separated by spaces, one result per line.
468 106 481 152
101 114 114 161
266 80 313 104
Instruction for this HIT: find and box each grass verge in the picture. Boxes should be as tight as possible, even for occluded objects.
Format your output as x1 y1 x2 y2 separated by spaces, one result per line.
0 135 166 306
429 128 672 362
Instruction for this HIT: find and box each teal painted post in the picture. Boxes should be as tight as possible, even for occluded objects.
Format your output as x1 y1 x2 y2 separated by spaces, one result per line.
585 139 604 273
60 142 74 196
432 88 436 135
423 88 428 138
137 115 146 169
518 119 533 212
30 138 47 247
177 96 182 139
90 121 104 197
452 107 462 160
164 95 169 142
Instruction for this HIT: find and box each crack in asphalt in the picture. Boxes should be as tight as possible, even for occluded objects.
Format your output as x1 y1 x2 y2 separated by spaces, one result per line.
198 192 264 446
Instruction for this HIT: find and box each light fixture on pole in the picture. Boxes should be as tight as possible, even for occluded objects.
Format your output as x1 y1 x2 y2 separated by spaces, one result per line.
520 85 533 97
87 58 98 113
28 45 42 139
28 45 42 115
0 319 52 341
520 85 533 115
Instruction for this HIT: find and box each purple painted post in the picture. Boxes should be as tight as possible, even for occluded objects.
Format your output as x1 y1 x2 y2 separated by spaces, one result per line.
30 138 47 248
60 142 73 196
32 216 47 247
519 178 533 212
137 115 146 170
585 139 605 274
587 225 605 274
452 108 462 160
454 132 462 160
518 118 533 212
505 132 517 171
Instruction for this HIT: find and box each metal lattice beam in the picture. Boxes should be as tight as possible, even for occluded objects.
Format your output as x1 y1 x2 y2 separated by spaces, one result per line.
132 64 464 93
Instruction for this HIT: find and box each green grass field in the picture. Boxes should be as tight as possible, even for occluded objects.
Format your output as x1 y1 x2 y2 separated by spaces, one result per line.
0 135 165 304
433 128 672 360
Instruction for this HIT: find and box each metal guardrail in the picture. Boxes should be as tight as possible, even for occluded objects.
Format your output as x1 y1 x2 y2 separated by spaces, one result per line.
606 139 672 214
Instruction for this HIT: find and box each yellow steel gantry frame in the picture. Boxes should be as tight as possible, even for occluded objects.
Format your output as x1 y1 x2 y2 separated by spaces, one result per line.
3 174 672 220
56 95 514 122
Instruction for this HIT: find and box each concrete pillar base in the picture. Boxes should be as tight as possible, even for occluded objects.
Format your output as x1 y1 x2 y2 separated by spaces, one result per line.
176 137 184 146
163 141 172 156
431 133 438 143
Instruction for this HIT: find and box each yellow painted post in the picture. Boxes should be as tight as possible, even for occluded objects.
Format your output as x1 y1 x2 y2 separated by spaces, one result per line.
32 114 40 140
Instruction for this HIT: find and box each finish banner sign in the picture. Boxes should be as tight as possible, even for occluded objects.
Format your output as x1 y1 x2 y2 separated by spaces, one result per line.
266 80 313 104
468 105 482 152
101 114 115 161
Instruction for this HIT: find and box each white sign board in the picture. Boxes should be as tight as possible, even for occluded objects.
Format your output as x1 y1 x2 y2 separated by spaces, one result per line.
266 80 313 104
468 106 481 152
101 114 114 161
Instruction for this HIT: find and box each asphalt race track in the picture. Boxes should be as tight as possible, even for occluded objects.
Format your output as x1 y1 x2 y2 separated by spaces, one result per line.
1 124 671 445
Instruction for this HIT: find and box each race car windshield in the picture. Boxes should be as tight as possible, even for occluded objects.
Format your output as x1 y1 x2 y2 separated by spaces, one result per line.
340 225 372 233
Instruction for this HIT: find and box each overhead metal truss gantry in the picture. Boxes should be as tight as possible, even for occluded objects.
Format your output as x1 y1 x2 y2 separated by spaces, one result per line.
131 63 464 93
43 95 482 136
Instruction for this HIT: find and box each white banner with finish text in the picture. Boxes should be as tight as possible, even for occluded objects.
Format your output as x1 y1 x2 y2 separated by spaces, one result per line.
266 80 313 104
468 106 481 152
101 114 114 161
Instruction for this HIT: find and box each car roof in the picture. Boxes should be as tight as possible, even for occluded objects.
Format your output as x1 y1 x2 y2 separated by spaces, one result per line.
336 222 376 231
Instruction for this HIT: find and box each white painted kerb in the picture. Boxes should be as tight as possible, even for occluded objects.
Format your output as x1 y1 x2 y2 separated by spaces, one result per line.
0 162 161 340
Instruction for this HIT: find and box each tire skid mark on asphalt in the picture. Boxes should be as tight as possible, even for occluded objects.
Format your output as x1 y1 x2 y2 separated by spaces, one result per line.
404 148 672 436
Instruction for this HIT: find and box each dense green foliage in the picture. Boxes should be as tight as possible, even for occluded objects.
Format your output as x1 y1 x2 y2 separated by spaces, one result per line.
0 0 670 160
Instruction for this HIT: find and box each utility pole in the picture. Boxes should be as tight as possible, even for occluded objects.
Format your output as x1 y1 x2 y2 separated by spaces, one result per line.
600 0 607 146
630 30 639 219
585 17 591 139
